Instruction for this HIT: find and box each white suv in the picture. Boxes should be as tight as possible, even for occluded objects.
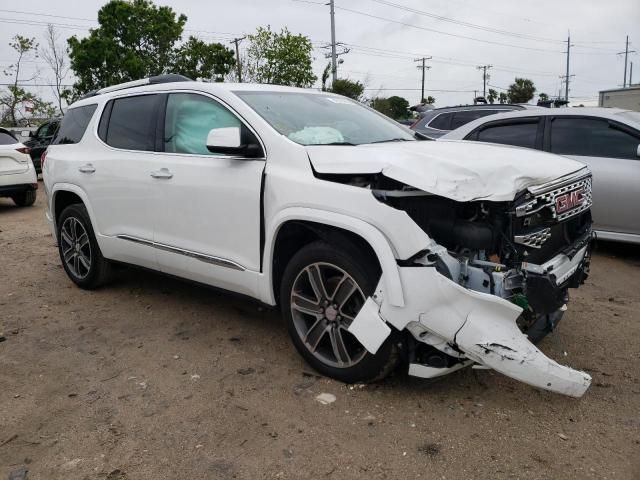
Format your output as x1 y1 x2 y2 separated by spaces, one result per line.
0 127 38 206
43 75 595 397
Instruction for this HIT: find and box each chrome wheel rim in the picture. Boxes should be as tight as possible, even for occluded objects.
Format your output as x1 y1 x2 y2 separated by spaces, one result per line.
60 217 92 279
290 262 368 368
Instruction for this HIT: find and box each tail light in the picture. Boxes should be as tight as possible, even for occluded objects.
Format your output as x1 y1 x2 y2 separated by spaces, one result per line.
16 146 31 154
41 150 48 169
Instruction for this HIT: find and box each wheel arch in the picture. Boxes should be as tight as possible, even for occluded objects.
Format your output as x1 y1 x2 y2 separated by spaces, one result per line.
263 208 405 308
51 183 99 240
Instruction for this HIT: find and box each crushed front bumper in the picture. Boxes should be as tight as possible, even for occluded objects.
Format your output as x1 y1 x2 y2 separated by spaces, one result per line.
348 245 592 398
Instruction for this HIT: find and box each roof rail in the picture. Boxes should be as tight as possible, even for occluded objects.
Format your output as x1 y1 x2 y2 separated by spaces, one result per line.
78 74 192 100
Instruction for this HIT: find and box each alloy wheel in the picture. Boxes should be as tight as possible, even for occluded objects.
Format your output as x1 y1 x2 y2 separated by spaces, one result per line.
290 262 368 368
60 217 92 279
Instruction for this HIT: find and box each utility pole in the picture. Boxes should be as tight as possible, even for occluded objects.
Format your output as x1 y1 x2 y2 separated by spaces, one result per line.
564 34 571 101
414 57 432 102
630 61 634 86
230 37 246 83
329 0 338 83
617 36 636 87
476 65 492 97
473 90 478 103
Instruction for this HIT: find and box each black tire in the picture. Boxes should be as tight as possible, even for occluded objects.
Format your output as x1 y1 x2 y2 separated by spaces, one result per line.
280 240 399 383
12 190 36 207
57 204 112 289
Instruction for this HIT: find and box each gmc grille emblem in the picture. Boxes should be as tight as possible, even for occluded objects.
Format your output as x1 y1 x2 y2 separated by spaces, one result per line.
555 188 585 214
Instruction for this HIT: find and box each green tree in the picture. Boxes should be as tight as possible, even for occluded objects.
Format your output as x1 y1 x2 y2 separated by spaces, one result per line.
0 35 55 126
371 95 409 120
423 95 436 104
507 77 536 103
173 36 235 82
329 78 364 100
67 0 187 94
321 62 331 91
538 92 549 102
498 92 508 104
486 88 498 104
245 26 316 87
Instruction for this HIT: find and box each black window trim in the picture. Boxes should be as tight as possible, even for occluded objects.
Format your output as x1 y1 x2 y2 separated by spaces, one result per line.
465 116 544 150
158 90 267 160
543 114 640 157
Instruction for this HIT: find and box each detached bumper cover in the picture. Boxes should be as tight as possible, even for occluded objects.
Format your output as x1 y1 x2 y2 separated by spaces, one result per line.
349 247 592 398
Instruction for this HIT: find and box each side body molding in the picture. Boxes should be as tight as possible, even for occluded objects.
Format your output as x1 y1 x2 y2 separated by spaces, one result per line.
261 207 405 307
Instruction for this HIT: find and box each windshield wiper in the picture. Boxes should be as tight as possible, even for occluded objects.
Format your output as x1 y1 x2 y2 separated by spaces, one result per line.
368 138 411 144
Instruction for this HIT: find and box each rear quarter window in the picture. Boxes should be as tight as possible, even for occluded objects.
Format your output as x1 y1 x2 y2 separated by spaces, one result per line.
0 129 17 145
53 104 97 145
428 112 453 130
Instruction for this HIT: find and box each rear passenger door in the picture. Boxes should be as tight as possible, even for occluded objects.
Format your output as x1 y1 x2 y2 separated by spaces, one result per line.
544 116 640 235
85 93 164 269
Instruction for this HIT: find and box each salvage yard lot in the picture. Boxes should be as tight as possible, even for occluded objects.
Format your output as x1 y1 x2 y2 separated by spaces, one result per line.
1 186 639 480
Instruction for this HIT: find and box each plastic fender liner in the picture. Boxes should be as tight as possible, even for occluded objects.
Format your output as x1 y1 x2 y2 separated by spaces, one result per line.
456 311 591 397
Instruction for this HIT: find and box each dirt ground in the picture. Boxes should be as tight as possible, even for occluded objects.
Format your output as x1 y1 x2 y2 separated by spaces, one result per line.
1 184 639 480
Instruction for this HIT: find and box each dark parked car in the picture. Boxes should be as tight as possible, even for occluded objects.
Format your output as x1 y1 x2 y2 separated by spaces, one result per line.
23 118 60 173
410 104 540 139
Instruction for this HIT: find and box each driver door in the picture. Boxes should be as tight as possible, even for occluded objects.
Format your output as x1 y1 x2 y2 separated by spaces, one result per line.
153 92 266 296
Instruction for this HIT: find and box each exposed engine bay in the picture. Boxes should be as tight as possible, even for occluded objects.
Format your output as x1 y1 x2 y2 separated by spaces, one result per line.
316 168 594 397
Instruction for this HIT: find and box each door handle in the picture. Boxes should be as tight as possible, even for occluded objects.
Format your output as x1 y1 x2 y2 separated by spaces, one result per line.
78 163 96 174
150 168 173 179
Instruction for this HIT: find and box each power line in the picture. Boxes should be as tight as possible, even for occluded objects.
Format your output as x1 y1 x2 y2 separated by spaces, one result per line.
333 5 565 54
366 0 565 44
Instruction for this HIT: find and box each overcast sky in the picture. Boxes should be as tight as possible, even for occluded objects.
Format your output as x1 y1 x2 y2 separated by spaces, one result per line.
1 0 639 107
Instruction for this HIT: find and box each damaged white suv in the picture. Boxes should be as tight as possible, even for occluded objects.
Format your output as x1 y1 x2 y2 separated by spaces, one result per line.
43 75 594 397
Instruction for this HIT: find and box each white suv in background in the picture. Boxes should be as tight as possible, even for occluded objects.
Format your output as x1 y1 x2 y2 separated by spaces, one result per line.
44 75 595 397
0 127 37 207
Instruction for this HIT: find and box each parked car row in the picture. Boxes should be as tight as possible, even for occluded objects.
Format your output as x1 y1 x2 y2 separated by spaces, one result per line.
410 103 541 139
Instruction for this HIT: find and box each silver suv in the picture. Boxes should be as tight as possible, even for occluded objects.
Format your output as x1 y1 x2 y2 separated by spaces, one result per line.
43 75 594 397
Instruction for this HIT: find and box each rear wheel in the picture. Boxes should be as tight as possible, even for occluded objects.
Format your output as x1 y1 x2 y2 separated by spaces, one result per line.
57 204 111 289
12 190 36 207
280 241 399 383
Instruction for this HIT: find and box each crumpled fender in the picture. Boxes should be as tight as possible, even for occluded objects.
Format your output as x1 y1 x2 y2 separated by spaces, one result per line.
348 265 592 397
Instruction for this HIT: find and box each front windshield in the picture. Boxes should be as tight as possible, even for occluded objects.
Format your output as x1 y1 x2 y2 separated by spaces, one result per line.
235 91 415 146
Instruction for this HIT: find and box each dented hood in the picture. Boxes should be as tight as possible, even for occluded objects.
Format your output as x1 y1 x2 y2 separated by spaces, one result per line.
306 140 586 202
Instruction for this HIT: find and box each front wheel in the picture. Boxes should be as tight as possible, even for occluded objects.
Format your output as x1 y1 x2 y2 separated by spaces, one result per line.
280 241 399 383
57 204 111 289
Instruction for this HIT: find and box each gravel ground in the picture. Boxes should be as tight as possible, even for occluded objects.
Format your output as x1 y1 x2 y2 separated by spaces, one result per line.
1 185 639 480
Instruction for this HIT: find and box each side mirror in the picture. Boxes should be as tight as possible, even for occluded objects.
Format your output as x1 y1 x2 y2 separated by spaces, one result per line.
206 126 262 158
206 127 242 154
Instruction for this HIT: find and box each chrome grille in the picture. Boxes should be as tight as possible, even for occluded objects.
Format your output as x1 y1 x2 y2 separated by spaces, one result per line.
514 228 552 248
515 176 593 222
